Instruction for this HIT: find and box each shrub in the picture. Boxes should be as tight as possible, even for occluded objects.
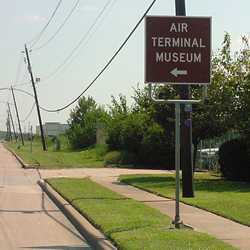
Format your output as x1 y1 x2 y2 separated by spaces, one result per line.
104 151 122 165
104 150 136 165
106 112 174 168
138 123 175 169
120 113 148 153
218 138 250 181
94 144 108 159
105 115 124 150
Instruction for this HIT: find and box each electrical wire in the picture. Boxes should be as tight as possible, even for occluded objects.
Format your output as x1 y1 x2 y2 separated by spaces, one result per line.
33 0 81 51
12 80 31 87
28 0 63 49
13 0 114 87
0 88 10 91
0 101 14 106
12 60 32 87
12 88 34 99
20 102 36 122
14 54 23 84
12 53 31 87
51 0 117 82
40 0 157 113
3 87 49 114
41 0 115 82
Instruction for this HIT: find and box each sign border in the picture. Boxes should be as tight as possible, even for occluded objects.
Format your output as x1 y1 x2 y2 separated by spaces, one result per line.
145 15 212 85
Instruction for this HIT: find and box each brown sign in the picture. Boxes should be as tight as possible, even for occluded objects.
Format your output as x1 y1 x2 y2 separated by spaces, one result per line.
145 16 211 84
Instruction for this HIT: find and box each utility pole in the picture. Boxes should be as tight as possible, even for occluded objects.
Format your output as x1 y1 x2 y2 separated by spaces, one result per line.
11 86 24 146
5 117 9 141
7 102 18 142
175 0 194 197
6 112 12 141
24 44 47 151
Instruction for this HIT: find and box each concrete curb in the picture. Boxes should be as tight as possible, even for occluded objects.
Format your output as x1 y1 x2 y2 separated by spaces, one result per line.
4 144 37 169
38 179 117 250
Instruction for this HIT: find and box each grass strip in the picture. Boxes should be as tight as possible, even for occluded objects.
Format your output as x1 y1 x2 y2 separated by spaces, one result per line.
48 177 236 250
6 140 105 169
120 173 250 227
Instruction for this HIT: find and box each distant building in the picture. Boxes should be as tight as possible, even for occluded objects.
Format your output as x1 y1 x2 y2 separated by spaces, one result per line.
36 122 69 136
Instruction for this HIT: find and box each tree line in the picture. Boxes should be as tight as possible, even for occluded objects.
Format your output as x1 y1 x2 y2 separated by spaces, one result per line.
66 33 250 171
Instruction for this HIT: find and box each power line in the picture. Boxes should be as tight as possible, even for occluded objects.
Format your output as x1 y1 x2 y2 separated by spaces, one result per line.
14 54 23 84
12 88 34 99
40 0 116 82
12 80 31 88
12 54 32 87
0 87 9 91
33 0 81 51
14 0 114 88
28 0 63 49
21 102 36 123
40 0 157 113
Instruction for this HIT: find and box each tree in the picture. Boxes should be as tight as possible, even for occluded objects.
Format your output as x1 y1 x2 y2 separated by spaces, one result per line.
192 33 250 168
67 96 108 149
106 92 175 168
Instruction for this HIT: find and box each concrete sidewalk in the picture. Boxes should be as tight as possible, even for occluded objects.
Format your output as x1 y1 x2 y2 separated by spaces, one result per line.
40 168 250 250
0 144 91 250
93 176 250 250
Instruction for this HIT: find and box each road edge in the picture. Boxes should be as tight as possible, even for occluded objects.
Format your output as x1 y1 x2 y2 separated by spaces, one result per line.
38 179 117 250
3 143 36 169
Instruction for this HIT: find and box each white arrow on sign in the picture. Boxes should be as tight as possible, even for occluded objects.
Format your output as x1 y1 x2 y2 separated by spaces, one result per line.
170 68 188 77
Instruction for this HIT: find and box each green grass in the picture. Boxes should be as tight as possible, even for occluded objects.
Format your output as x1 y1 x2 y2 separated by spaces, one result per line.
120 173 250 226
6 137 106 169
48 177 236 250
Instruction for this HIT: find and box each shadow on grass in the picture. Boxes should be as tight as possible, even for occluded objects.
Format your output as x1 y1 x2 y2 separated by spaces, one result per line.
122 176 250 193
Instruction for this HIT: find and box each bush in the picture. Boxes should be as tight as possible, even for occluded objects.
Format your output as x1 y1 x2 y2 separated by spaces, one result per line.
218 138 250 181
104 151 122 165
106 112 174 168
94 144 108 159
104 150 136 165
138 123 175 168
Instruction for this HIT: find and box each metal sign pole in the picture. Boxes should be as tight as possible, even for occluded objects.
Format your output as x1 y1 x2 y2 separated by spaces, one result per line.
174 102 181 228
148 83 203 228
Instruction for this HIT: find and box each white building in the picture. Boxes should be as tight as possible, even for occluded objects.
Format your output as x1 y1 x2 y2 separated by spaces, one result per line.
36 122 69 136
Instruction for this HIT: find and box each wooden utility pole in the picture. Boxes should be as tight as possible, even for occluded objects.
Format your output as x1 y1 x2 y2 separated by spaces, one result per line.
175 0 194 197
6 112 12 141
24 44 47 151
7 102 18 142
11 86 24 146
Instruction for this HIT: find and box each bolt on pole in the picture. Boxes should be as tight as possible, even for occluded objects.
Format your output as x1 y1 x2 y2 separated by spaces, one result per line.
24 44 47 151
11 86 24 146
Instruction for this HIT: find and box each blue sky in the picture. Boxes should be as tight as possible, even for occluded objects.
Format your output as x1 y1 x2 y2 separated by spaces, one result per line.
0 0 249 131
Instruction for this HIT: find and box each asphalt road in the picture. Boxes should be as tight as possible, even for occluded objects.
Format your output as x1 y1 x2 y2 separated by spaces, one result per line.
0 144 91 250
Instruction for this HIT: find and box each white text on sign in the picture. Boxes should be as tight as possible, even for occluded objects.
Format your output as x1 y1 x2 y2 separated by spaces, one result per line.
152 22 206 64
